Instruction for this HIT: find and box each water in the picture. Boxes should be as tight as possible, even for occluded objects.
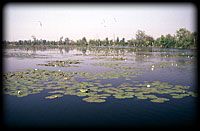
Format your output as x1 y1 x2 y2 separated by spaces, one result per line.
3 46 197 128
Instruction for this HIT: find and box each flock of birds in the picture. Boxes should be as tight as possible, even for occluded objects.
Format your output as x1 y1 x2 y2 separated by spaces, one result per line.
101 17 117 28
37 17 117 28
33 17 117 41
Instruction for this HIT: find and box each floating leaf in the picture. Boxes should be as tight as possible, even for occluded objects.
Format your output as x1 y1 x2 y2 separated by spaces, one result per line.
82 96 106 103
45 94 63 99
3 69 196 103
150 98 170 103
48 90 65 94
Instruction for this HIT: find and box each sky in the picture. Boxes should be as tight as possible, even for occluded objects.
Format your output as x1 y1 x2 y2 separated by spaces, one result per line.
3 3 197 42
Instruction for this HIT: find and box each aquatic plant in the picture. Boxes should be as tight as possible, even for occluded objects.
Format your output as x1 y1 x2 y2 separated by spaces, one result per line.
45 94 63 99
82 96 106 103
150 98 170 103
37 60 80 67
3 69 197 103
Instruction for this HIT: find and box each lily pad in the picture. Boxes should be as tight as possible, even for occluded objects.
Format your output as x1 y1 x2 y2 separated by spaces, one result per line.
3 69 197 103
45 94 63 99
48 90 65 94
150 98 170 103
37 60 80 67
82 96 106 103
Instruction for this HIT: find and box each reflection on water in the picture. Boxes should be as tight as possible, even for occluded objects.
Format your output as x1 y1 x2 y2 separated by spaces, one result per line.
4 46 196 73
4 45 196 58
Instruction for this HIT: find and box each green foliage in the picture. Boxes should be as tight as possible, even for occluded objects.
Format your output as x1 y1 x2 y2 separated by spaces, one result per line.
3 67 197 103
3 28 196 49
154 28 196 49
135 30 146 46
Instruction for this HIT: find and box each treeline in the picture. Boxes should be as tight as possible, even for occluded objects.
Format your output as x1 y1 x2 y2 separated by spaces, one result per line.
3 28 197 49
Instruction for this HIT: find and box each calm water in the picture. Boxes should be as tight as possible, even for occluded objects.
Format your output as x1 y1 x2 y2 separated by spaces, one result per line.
3 46 197 128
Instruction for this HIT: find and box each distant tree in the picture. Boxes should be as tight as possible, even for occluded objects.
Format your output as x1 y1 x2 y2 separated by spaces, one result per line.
165 34 176 48
105 37 109 46
190 32 197 49
76 39 82 45
82 37 87 45
120 38 125 46
176 28 191 48
18 40 23 45
96 39 101 46
135 30 146 46
109 40 113 46
31 36 36 41
116 37 119 45
64 37 70 45
59 36 63 44
42 40 46 45
145 35 154 47
3 28 196 49
101 39 107 46
24 40 28 45
89 39 97 45
154 37 160 47
127 39 134 46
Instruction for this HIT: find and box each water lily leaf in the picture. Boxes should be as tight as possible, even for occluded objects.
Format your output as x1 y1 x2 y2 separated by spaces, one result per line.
82 96 106 103
45 94 63 99
104 83 112 87
48 90 65 94
3 69 196 104
150 98 170 103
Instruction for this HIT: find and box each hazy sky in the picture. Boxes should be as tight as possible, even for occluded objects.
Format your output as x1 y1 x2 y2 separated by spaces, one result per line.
3 3 196 41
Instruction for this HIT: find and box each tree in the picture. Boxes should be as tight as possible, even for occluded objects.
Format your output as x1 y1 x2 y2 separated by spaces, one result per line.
109 40 113 46
82 37 87 45
116 37 119 45
18 40 23 45
42 40 46 45
101 39 107 46
127 40 133 46
24 40 28 45
97 39 101 46
105 37 109 46
59 36 63 45
154 37 160 47
190 32 197 49
64 37 70 45
135 30 146 46
89 39 97 45
3 28 196 49
76 39 82 45
120 38 125 46
165 34 176 48
176 28 191 48
145 35 154 47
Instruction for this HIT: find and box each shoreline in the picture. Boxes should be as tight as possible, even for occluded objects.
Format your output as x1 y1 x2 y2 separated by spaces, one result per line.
3 44 196 50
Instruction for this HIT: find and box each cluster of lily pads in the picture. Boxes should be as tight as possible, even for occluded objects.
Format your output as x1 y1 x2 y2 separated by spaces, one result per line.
37 60 80 67
5 52 31 56
3 69 197 103
91 60 193 71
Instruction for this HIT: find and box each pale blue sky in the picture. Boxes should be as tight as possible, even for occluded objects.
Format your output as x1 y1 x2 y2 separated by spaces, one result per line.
3 3 196 41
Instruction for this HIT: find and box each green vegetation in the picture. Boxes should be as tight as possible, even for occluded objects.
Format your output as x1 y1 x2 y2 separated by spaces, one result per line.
45 94 63 99
37 60 80 67
3 69 197 103
3 28 196 49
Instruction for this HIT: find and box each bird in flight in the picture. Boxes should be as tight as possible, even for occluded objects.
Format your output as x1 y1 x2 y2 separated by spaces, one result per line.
38 21 42 27
114 18 117 22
